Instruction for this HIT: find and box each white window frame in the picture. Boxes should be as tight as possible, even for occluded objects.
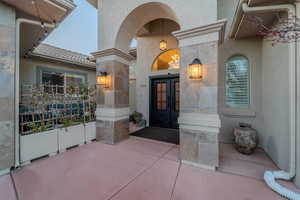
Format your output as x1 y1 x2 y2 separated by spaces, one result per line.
222 55 255 117
40 68 86 94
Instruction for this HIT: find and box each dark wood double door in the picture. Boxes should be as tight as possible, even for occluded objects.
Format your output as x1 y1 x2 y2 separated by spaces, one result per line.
150 75 180 129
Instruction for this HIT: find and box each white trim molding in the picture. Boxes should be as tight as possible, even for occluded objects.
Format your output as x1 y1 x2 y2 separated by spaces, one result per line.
173 19 227 47
178 113 221 133
92 48 135 65
96 107 130 122
0 168 10 176
222 107 256 118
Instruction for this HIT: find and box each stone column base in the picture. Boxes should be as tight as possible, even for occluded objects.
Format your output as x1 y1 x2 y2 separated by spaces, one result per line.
96 107 129 144
96 119 129 145
178 113 221 170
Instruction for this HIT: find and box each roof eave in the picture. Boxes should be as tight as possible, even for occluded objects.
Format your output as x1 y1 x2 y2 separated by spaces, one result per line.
230 0 297 40
28 52 96 70
86 0 98 8
229 0 248 39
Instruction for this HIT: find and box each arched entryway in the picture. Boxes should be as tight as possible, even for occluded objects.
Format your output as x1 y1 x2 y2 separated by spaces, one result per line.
114 2 181 53
93 0 227 171
149 49 180 129
92 2 181 145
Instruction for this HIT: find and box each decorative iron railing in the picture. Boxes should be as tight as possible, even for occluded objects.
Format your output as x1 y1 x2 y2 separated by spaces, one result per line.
19 84 96 135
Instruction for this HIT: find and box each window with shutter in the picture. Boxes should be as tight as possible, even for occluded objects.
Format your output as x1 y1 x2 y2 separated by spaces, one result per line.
225 56 250 109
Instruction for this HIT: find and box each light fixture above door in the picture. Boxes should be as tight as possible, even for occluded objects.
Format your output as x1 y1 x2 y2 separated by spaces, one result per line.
160 40 167 51
159 19 167 51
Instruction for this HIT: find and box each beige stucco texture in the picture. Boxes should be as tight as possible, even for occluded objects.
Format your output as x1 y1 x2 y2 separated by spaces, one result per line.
97 0 217 52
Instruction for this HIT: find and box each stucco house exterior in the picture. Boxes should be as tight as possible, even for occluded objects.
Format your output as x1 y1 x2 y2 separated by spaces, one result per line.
88 0 300 191
0 0 300 198
0 0 77 173
20 43 96 87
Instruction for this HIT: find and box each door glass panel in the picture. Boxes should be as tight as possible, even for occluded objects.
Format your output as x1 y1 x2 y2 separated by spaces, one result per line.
156 83 167 111
175 82 180 111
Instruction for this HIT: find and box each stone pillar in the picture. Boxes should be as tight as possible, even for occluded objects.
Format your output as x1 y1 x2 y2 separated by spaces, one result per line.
173 20 227 170
92 48 134 144
0 2 16 173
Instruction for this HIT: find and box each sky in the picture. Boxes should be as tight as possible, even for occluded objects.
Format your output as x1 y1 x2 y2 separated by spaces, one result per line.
44 0 98 55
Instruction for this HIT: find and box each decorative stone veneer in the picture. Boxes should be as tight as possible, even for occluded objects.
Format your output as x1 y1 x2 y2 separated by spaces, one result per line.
180 128 219 169
173 20 226 170
92 49 134 144
178 41 220 169
96 60 129 108
179 41 219 114
96 119 129 145
178 112 221 170
0 2 16 171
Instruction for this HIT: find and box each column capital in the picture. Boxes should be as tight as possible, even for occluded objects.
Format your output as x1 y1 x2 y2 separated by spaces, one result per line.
91 48 135 65
173 19 227 47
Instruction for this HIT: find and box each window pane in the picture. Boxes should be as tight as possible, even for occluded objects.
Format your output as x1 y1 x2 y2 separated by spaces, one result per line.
225 56 250 108
42 71 64 94
42 71 64 86
66 74 84 86
175 82 180 111
152 49 180 71
156 83 167 111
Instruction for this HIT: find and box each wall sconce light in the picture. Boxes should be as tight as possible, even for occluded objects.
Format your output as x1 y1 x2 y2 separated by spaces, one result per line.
97 72 110 88
188 58 203 80
159 40 167 51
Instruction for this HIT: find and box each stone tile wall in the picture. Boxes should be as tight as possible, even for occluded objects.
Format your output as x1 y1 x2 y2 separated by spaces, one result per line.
180 128 219 169
179 41 219 114
96 60 129 108
96 119 129 145
0 2 16 171
178 40 220 169
95 57 130 144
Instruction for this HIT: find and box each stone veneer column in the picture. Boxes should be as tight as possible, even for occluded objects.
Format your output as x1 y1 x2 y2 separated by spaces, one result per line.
173 20 227 170
0 2 16 173
92 48 134 144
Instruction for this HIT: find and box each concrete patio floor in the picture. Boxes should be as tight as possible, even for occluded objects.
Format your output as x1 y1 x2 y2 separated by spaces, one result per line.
0 136 299 200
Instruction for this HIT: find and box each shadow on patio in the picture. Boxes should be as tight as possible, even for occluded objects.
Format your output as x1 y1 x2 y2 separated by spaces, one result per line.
0 137 298 200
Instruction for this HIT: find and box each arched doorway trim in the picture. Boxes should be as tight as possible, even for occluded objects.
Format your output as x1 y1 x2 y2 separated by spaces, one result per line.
114 2 181 53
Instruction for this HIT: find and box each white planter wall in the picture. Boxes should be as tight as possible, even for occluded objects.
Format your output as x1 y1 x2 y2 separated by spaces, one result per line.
20 122 96 164
20 130 58 164
58 124 85 152
85 122 96 143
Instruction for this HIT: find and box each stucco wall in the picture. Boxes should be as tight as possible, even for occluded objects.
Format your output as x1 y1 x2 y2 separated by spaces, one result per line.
20 58 96 87
218 0 297 185
0 1 16 172
136 34 178 125
217 0 263 143
218 38 263 143
129 60 137 113
261 40 291 172
98 0 217 52
217 0 239 36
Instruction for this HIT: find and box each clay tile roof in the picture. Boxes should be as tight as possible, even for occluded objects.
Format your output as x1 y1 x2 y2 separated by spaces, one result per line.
30 43 96 69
